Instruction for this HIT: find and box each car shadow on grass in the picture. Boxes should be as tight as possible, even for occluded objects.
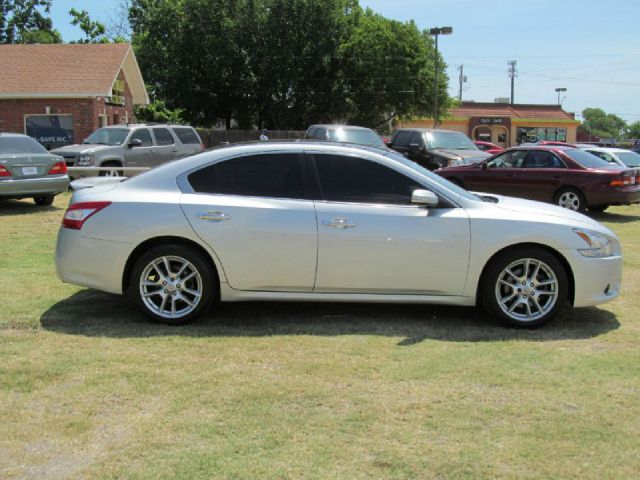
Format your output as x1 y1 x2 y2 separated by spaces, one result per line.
589 210 640 224
40 290 620 345
0 199 63 216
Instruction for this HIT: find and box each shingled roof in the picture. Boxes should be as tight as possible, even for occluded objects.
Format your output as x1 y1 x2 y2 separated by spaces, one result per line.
451 102 578 121
0 43 149 105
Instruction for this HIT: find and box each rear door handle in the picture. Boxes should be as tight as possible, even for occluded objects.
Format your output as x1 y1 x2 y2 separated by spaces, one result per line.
322 218 357 229
197 211 231 222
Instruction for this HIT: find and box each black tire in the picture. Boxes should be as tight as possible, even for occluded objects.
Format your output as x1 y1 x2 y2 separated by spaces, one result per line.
99 162 124 177
589 205 609 213
129 244 217 325
482 247 568 328
33 195 55 206
554 187 586 212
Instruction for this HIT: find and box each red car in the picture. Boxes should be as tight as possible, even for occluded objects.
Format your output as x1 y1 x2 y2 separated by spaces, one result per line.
474 140 504 155
436 146 640 212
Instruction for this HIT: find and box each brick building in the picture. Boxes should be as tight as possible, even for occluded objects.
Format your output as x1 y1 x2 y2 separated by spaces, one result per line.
401 102 581 148
0 43 148 149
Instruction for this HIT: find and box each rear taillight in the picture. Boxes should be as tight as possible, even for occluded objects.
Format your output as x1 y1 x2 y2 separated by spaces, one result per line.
610 175 635 187
0 165 11 177
48 161 67 175
62 201 111 230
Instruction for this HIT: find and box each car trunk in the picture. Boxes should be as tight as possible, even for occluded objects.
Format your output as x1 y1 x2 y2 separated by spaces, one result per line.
0 153 61 178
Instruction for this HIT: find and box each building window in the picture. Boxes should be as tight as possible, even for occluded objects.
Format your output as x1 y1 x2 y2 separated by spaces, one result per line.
24 114 74 149
517 127 567 144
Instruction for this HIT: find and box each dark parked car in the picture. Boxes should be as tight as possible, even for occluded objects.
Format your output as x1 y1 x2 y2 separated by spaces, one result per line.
388 128 490 170
0 133 69 205
436 146 640 212
304 125 386 148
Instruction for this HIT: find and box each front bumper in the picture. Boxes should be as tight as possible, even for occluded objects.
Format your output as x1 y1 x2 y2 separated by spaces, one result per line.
563 250 622 307
55 228 133 295
0 175 69 198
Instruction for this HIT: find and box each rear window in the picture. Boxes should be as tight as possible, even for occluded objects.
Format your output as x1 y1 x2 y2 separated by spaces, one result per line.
564 149 618 169
0 136 47 154
616 151 640 167
172 127 201 144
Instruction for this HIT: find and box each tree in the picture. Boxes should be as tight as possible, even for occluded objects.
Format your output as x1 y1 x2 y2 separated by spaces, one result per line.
0 0 60 44
627 121 640 140
578 108 627 140
135 99 184 123
69 8 109 43
129 0 450 129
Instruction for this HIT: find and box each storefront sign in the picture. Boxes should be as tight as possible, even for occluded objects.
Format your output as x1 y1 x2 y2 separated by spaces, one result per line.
106 79 125 106
478 117 504 125
25 115 74 147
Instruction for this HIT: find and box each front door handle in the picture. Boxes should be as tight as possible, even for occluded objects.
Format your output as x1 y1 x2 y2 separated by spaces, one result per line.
322 218 357 229
197 211 231 222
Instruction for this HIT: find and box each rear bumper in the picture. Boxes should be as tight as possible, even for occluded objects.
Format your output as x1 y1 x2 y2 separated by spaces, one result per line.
0 175 69 198
587 186 640 206
55 227 132 295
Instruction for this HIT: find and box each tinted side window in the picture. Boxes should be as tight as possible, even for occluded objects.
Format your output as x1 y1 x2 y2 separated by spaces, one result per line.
409 132 425 147
305 128 317 139
315 128 328 140
487 150 527 168
188 153 306 199
153 127 174 146
523 150 564 168
131 128 152 147
313 154 421 205
392 131 413 148
172 127 200 144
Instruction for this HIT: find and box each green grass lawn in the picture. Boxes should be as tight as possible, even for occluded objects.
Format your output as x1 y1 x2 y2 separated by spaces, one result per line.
1 193 639 479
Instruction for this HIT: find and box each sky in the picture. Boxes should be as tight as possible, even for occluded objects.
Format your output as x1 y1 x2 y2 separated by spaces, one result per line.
49 0 640 123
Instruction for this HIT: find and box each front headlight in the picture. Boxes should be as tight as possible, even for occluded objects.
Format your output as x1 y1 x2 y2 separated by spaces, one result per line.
448 156 464 167
573 228 614 257
77 154 94 166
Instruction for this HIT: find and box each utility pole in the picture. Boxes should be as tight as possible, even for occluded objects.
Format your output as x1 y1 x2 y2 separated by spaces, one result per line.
429 26 453 128
457 65 467 102
508 60 517 104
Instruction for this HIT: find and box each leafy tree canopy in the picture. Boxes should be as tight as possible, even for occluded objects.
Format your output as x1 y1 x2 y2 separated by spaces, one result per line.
578 107 628 140
0 0 60 43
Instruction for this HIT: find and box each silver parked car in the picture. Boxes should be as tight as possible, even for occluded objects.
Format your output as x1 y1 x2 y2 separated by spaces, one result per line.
304 124 387 148
51 124 204 177
0 133 69 205
583 147 640 169
55 142 622 327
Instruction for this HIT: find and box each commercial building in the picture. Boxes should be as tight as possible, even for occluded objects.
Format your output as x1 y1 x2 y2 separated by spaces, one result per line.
401 101 580 148
0 43 149 149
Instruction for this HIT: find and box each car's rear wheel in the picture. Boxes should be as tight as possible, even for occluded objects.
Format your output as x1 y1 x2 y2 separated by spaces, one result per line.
482 247 568 327
589 205 609 213
130 244 216 325
33 195 54 206
99 162 124 177
555 188 586 212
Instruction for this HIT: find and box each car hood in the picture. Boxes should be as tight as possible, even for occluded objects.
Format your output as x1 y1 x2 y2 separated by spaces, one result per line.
482 193 607 230
433 148 490 165
51 144 114 155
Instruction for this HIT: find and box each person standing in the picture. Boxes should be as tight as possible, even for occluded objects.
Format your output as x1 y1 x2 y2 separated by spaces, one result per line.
259 129 269 141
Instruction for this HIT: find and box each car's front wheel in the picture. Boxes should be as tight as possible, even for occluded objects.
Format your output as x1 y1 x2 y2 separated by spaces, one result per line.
130 244 217 325
482 247 568 327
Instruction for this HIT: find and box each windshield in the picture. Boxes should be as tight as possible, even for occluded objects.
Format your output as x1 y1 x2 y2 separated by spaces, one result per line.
426 131 478 150
564 149 620 169
328 128 386 148
616 151 640 167
382 149 481 202
0 136 47 154
84 128 129 146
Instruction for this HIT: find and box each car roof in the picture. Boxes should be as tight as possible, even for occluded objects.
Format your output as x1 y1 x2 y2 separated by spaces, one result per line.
99 124 194 129
395 128 465 134
509 145 576 152
307 124 375 131
583 147 630 153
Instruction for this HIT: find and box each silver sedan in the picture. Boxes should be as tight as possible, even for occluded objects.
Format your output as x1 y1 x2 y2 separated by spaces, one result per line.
55 142 622 327
1 133 69 205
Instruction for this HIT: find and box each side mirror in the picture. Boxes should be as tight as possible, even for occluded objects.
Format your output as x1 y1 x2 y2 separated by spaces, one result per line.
411 189 439 207
128 138 143 148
